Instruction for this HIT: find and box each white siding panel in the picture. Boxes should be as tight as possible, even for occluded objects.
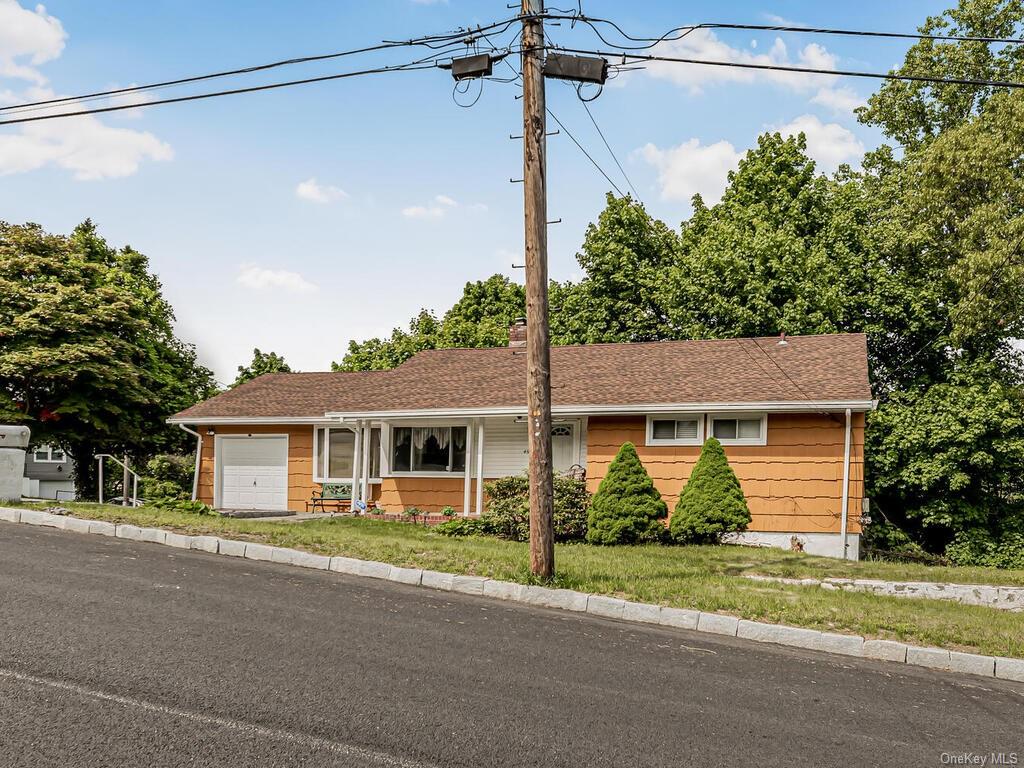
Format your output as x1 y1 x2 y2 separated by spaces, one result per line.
482 419 529 477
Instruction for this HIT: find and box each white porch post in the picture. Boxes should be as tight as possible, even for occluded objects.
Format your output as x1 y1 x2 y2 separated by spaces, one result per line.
350 422 362 512
474 418 485 516
361 422 371 509
463 422 473 517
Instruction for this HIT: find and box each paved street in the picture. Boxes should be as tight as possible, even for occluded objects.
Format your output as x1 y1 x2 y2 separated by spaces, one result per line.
0 523 1021 767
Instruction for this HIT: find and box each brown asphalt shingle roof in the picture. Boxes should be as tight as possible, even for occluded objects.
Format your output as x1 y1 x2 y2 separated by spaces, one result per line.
170 334 871 421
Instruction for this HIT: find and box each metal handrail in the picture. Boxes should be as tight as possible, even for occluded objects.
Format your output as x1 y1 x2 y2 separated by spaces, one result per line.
95 453 142 507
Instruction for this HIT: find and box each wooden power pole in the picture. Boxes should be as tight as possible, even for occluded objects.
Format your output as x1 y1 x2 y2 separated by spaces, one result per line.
520 0 555 579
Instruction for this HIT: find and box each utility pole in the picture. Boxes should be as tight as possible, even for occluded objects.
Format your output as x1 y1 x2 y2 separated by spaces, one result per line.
520 0 555 579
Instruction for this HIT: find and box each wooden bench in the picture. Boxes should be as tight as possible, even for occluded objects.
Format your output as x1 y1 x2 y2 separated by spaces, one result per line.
307 482 352 513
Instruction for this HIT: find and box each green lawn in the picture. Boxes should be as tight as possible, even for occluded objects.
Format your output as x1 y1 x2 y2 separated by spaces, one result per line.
13 501 1024 659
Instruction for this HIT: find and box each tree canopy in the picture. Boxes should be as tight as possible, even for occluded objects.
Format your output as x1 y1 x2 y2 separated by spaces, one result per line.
332 275 525 371
232 348 292 388
0 220 216 495
334 0 1024 561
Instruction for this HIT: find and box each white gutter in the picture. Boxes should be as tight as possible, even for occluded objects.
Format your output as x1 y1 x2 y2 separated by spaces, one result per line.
177 423 202 501
166 416 335 426
839 408 852 560
325 399 875 421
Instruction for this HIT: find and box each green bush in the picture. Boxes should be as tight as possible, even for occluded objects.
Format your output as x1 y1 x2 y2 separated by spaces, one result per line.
143 454 194 501
586 442 667 545
484 473 590 542
150 497 217 515
670 437 751 544
945 523 1024 570
434 517 498 537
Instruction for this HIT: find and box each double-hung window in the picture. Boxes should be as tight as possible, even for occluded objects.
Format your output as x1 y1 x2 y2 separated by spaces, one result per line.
314 427 381 481
646 416 702 446
391 426 467 473
32 445 65 463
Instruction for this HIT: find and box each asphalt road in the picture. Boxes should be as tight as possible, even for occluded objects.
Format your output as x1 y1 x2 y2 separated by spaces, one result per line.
0 524 1021 768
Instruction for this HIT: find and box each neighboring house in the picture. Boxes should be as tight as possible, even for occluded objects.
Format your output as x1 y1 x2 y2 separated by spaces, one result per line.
23 444 76 501
169 327 872 559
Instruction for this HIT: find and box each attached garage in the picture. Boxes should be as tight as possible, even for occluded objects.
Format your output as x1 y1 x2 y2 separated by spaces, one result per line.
216 435 289 511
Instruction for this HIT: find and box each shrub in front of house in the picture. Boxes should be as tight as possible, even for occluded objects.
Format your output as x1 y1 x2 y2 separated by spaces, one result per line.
142 453 194 501
585 442 667 545
484 473 590 542
434 517 499 537
670 437 751 544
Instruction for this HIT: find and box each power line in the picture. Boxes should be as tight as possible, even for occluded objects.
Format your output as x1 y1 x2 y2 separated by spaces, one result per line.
541 14 1024 48
576 91 643 203
0 16 523 117
544 106 626 198
499 56 628 200
548 46 1024 90
0 42 415 115
0 58 444 127
698 21 1024 45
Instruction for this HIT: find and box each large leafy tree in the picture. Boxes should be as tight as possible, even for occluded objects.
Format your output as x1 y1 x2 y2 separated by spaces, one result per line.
855 1 1024 554
333 0 1024 559
232 348 292 388
0 220 216 496
550 195 677 345
859 0 1024 150
334 275 524 371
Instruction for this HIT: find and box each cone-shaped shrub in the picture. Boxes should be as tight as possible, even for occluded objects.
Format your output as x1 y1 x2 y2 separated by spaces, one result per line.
670 437 751 544
586 442 667 545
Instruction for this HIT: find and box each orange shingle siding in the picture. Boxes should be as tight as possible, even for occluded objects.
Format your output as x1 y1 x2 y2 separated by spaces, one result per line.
585 413 865 535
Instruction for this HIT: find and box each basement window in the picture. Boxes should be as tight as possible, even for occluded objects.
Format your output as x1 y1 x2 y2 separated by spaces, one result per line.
709 414 767 446
645 415 703 446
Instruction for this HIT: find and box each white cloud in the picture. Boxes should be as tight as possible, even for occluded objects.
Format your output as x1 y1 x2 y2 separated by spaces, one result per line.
638 116 864 204
295 177 349 204
771 114 864 171
401 194 485 219
0 107 173 179
810 86 863 116
236 265 318 295
0 0 66 84
638 139 742 205
644 29 839 95
0 4 171 180
761 12 806 27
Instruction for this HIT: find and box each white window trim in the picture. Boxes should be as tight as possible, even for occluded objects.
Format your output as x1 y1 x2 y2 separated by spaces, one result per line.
708 412 768 446
313 426 382 485
645 414 705 446
32 445 66 463
386 422 471 477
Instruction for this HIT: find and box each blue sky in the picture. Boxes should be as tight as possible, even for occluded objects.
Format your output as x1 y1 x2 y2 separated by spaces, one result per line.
0 0 948 384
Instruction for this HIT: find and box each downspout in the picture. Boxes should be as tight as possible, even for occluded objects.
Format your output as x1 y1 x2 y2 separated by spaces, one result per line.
178 424 202 502
839 408 852 560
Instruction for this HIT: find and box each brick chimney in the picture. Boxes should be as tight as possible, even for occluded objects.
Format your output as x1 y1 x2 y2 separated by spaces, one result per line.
508 318 527 348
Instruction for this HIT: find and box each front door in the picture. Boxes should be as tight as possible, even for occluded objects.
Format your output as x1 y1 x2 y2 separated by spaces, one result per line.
551 424 576 473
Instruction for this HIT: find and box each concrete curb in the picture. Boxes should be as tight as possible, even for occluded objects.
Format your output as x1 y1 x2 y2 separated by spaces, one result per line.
3 508 1023 685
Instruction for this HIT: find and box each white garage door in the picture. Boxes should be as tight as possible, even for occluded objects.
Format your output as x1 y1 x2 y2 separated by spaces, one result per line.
218 437 288 511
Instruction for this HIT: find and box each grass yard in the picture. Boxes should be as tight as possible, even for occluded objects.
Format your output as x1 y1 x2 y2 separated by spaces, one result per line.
12 501 1024 659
